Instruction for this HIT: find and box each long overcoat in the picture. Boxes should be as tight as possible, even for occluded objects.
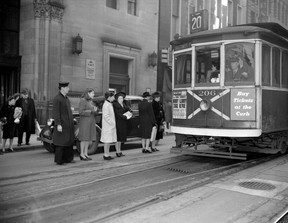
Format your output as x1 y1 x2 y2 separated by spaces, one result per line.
152 100 165 140
78 98 97 141
113 101 129 142
100 100 117 143
139 99 156 139
15 97 36 134
52 93 74 146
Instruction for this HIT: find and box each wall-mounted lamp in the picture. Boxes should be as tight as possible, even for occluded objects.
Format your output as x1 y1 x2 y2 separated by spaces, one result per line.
148 51 157 67
72 34 83 55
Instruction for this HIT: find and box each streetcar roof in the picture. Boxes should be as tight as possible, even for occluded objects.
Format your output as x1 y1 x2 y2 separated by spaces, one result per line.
170 22 288 48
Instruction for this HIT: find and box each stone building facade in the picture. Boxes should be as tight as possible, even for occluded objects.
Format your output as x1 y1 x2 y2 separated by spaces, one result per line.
18 0 158 123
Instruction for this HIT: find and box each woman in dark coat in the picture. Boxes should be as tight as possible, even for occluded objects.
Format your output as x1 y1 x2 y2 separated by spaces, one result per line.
139 92 156 153
0 96 17 152
78 88 98 161
151 92 165 151
113 92 132 157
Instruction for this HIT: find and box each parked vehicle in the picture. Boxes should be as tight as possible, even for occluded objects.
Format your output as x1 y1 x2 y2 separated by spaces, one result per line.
38 95 143 154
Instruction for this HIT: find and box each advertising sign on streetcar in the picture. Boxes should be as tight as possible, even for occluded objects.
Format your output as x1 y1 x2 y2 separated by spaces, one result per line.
173 91 187 119
230 89 256 120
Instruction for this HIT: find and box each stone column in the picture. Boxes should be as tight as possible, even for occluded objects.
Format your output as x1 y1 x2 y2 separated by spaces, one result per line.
33 0 64 123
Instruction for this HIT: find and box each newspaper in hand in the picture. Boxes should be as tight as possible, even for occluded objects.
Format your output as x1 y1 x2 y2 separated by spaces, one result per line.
123 111 132 119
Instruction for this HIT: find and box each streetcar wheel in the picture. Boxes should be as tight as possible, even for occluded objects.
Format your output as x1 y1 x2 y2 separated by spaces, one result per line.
279 140 287 154
43 142 55 153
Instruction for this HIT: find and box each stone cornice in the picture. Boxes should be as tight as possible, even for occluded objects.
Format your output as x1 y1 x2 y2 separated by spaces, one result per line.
33 0 65 22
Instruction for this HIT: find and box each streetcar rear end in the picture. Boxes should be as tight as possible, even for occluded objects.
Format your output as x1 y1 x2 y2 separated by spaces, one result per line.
170 23 288 159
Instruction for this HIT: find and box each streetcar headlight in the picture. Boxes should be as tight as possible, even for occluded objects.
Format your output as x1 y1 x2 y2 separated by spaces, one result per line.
200 99 211 111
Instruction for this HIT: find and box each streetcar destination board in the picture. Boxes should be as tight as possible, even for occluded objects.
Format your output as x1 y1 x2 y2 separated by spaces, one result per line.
190 9 209 34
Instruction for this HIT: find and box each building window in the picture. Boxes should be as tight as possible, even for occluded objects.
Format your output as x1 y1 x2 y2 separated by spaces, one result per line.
237 5 242 24
250 10 256 23
228 0 233 26
197 0 203 11
128 0 136 15
106 0 117 9
172 0 179 17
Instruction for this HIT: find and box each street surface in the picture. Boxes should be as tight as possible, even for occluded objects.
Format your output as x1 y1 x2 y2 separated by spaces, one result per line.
0 135 281 223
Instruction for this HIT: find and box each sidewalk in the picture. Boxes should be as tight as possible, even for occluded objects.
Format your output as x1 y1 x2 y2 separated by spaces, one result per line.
1 133 43 153
107 154 288 223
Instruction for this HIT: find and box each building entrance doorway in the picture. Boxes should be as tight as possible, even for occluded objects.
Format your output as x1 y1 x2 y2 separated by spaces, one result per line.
109 57 130 94
0 66 20 106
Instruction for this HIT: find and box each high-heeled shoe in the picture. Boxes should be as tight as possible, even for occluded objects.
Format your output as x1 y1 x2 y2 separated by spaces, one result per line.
85 155 92 160
145 149 152 153
9 148 14 152
142 149 146 153
103 156 114 160
80 155 88 161
116 152 125 157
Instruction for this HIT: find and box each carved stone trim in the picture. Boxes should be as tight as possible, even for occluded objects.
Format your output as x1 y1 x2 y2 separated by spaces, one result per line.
50 4 64 21
33 0 50 18
33 0 64 21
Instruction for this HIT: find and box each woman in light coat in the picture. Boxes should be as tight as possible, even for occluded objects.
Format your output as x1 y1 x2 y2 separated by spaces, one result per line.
100 92 117 160
78 88 98 161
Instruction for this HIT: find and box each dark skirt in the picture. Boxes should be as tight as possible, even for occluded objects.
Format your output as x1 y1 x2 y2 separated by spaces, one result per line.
2 123 16 139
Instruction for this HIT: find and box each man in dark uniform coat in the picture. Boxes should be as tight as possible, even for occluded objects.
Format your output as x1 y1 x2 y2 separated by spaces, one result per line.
52 82 75 165
16 88 37 146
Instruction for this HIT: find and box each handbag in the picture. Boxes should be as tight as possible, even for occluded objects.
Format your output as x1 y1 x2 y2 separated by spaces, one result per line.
150 126 157 141
35 120 41 136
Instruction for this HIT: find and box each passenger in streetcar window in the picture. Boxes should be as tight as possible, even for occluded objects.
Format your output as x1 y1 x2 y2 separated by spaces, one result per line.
226 57 245 82
206 62 220 83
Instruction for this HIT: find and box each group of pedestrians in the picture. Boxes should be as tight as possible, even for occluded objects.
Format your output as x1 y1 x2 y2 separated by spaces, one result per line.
51 81 167 165
0 89 37 155
139 91 166 153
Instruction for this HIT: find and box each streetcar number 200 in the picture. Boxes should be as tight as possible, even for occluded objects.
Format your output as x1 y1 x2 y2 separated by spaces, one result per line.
198 90 216 97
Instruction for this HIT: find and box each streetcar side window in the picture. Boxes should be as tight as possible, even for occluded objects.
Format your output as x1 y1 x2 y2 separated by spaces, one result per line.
282 50 288 88
174 52 192 88
195 44 220 86
225 43 255 85
272 48 280 87
262 44 271 86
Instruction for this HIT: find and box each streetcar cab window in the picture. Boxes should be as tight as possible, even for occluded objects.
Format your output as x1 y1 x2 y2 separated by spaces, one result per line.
195 44 220 86
225 43 255 85
174 52 192 88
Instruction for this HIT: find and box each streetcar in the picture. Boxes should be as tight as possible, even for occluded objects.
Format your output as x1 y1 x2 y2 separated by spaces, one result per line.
170 23 288 160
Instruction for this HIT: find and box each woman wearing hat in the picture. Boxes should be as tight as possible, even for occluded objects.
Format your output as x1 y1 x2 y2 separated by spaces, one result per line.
113 92 132 157
0 96 17 153
100 91 117 160
139 92 156 153
78 88 98 161
151 91 165 151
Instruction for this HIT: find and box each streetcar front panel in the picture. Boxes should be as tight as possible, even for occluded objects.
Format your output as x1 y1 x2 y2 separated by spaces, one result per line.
171 40 261 137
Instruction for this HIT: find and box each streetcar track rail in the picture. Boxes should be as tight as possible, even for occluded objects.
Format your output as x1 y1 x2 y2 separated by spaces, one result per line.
0 155 186 187
0 155 274 222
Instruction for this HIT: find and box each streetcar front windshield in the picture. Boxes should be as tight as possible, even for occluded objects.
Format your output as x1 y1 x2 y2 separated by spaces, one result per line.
195 44 220 86
174 52 192 88
224 42 255 85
